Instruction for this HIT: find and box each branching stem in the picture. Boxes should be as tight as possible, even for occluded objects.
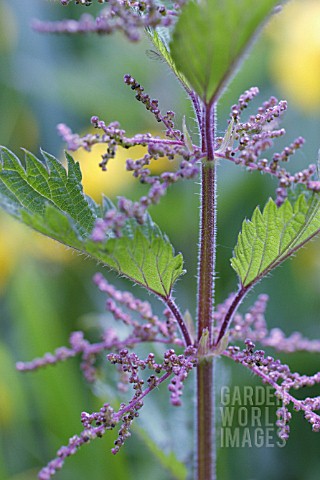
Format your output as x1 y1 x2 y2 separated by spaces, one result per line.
215 286 247 345
113 371 172 422
165 296 193 346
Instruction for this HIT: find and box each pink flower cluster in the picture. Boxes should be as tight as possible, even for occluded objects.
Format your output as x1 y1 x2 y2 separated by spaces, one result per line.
34 0 187 41
215 88 319 205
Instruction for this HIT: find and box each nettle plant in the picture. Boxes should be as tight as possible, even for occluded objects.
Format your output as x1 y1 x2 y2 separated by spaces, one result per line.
1 0 320 479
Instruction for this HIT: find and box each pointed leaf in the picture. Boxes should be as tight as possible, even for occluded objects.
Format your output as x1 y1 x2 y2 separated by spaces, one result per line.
231 195 320 287
170 0 282 103
198 328 210 358
216 117 235 154
182 116 193 153
0 147 184 298
214 332 230 356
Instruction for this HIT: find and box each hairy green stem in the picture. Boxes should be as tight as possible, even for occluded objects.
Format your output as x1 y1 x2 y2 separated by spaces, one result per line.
196 102 217 480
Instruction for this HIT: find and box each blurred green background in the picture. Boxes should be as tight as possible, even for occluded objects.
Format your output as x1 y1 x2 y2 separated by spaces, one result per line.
0 1 319 479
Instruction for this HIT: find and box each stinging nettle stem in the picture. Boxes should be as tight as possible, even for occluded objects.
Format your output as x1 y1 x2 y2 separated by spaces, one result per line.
196 101 217 480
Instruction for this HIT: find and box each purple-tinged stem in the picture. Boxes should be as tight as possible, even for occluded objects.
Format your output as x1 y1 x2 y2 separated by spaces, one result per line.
215 286 246 346
190 91 203 134
197 104 216 337
165 296 193 346
196 102 217 480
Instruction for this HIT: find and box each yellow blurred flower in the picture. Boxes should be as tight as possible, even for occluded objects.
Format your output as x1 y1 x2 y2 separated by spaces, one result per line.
0 214 72 290
267 0 320 112
70 142 136 202
70 134 178 201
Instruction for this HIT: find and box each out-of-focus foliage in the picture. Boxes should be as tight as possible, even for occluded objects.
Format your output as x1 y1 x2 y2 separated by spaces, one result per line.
267 0 320 112
0 3 17 54
0 0 319 479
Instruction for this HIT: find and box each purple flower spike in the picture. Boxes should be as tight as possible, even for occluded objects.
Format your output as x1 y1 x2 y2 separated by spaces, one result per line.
215 90 319 203
35 0 188 41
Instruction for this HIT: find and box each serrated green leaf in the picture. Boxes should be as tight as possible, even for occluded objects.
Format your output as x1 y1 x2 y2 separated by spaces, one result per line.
231 195 320 287
0 147 184 298
0 148 96 234
170 0 282 104
85 217 184 298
